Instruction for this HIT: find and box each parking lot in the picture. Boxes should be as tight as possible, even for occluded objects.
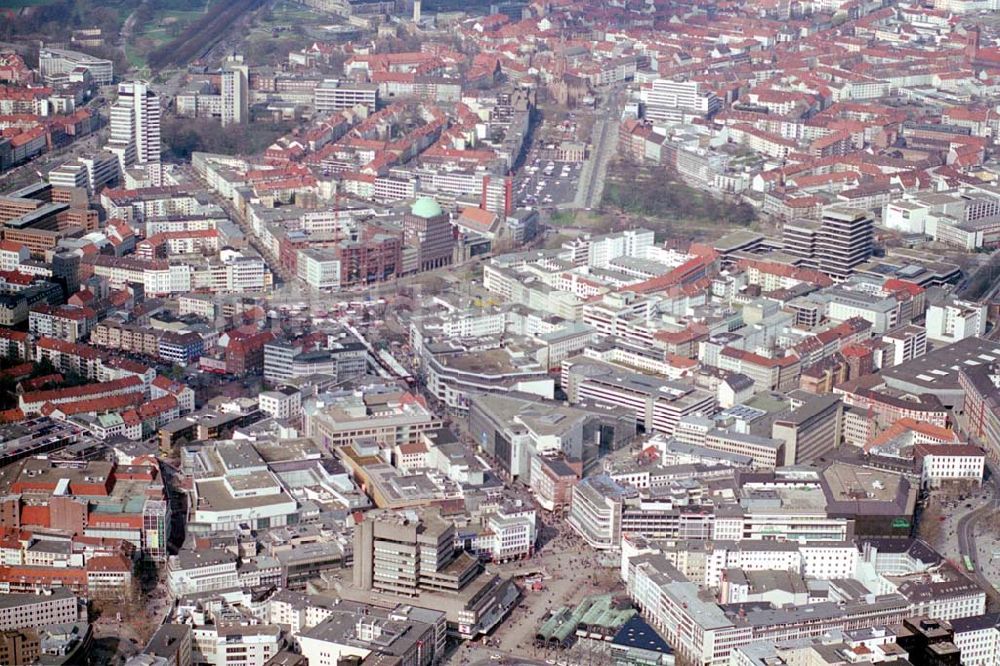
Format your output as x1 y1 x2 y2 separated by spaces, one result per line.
515 156 584 209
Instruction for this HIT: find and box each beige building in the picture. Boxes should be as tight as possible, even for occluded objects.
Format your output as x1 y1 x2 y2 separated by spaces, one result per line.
344 509 519 639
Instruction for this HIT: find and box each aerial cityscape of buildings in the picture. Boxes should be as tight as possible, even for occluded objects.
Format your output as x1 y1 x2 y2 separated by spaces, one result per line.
2 0 1000 664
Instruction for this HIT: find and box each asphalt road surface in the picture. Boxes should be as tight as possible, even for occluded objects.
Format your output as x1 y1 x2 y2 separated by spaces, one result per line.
957 460 1000 605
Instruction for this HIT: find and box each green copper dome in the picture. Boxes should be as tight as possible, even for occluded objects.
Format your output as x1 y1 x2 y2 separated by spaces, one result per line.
411 196 443 219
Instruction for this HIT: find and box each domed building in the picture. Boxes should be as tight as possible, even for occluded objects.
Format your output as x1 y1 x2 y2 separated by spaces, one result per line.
410 196 443 219
402 196 454 273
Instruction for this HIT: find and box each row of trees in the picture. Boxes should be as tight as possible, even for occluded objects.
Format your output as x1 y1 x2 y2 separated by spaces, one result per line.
0 355 78 410
602 162 756 227
161 116 293 160
0 0 136 41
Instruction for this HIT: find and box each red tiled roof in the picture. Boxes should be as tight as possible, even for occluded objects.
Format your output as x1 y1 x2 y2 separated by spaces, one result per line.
0 565 86 584
20 504 50 527
628 254 716 295
0 408 24 423
41 392 145 417
914 442 983 460
36 336 101 358
22 375 143 406
722 347 799 368
0 363 33 379
137 395 177 419
865 417 960 452
86 554 132 572
398 442 428 455
0 329 27 342
883 278 924 296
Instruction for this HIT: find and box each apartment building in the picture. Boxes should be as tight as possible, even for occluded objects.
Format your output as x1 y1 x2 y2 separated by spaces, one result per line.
0 629 39 666
221 56 249 126
313 79 378 112
0 241 28 272
18 375 145 414
836 376 949 429
108 81 161 180
883 325 927 367
27 304 95 343
529 455 582 511
718 348 801 393
91 319 204 365
0 590 80 632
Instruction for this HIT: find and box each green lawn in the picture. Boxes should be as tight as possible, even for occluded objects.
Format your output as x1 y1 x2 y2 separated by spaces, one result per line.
259 1 326 25
142 28 172 46
548 210 578 226
131 5 206 55
161 8 205 19
137 7 206 44
125 46 148 71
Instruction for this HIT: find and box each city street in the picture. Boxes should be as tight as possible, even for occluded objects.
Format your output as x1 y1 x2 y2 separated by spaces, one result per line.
574 87 625 210
970 507 1000 593
464 519 623 664
955 461 1000 607
3 1 998 665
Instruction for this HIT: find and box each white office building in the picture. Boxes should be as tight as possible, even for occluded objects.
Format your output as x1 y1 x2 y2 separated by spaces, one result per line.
39 47 113 85
925 298 987 344
258 387 303 421
952 615 1000 666
920 445 985 489
166 550 239 597
192 623 282 666
643 78 721 123
297 248 341 290
882 325 927 367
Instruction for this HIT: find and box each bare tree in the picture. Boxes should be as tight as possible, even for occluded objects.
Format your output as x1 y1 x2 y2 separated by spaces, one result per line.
917 499 944 547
